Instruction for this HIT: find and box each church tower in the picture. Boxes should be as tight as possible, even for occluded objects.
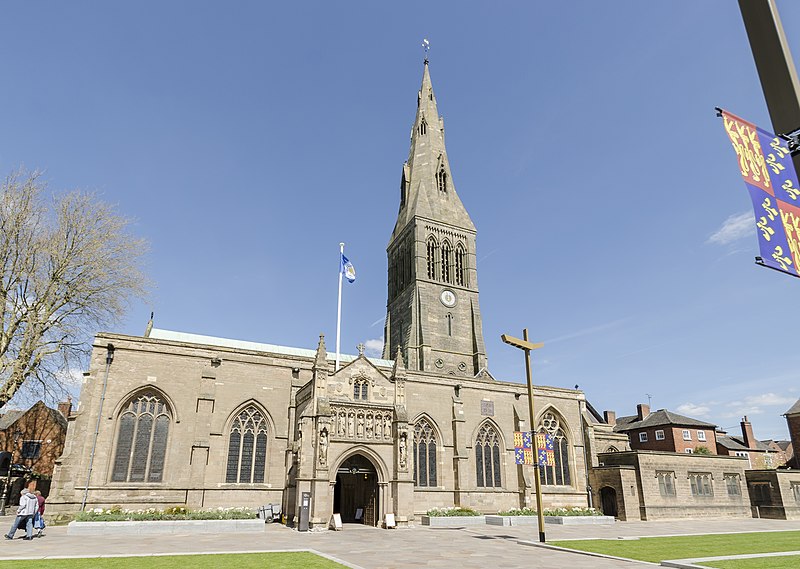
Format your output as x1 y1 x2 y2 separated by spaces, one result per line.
382 61 488 377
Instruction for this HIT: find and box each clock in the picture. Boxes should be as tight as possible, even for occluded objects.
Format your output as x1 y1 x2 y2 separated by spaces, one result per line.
440 289 456 307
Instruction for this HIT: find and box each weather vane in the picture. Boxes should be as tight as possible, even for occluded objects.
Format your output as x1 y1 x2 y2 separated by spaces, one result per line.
422 38 430 62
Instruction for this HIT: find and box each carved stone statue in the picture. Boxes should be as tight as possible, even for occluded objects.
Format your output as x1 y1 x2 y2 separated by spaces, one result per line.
366 415 373 439
357 414 365 438
399 431 408 469
375 417 383 439
348 413 355 438
338 413 346 436
384 415 392 438
318 428 328 467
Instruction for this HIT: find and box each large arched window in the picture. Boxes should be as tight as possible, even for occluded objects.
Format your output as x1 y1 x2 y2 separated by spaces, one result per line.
440 241 452 284
426 237 439 280
413 419 437 487
455 243 466 287
475 423 502 488
226 405 268 483
111 391 171 483
538 411 571 486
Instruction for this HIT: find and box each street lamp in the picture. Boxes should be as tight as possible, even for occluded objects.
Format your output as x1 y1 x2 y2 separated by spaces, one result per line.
1 429 24 516
501 328 546 543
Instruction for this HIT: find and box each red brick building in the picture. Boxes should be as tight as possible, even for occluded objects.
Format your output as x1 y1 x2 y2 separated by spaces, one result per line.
610 404 718 454
0 400 70 477
717 416 777 469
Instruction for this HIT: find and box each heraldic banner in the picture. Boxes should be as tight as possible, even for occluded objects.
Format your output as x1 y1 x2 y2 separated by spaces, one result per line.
721 110 800 277
515 431 555 466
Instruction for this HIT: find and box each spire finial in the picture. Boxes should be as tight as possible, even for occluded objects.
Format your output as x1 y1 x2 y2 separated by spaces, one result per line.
422 38 430 64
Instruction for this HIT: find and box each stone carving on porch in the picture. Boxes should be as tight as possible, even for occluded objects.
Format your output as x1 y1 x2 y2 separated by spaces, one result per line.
331 405 394 442
398 429 408 470
318 427 329 468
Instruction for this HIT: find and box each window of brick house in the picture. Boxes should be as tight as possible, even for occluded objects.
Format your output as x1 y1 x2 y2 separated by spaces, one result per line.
689 473 713 496
724 474 741 496
682 429 692 441
656 471 675 497
685 448 694 453
21 441 41 460
655 430 665 441
639 432 648 442
697 430 707 442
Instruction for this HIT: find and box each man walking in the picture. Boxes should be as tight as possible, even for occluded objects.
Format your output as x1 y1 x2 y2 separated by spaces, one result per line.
4 489 38 540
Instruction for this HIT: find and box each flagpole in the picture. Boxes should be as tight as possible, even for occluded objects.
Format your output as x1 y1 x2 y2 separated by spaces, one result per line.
336 242 344 371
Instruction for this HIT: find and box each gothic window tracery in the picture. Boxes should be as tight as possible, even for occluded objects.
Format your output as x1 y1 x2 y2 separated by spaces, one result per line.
475 423 502 488
111 391 171 483
413 419 437 487
426 237 439 280
455 243 466 287
538 411 571 486
353 378 368 401
440 241 452 284
225 405 268 484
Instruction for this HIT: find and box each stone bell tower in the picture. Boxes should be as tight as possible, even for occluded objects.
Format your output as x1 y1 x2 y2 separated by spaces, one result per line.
382 60 488 377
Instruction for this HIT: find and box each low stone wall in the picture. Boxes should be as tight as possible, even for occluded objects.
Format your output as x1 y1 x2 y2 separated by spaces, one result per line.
420 515 486 527
485 515 614 526
67 519 265 535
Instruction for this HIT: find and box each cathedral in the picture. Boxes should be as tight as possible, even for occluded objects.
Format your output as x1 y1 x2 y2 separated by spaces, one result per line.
49 61 625 528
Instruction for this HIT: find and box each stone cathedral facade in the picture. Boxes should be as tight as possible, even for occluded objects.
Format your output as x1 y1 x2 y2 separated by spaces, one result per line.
49 62 625 528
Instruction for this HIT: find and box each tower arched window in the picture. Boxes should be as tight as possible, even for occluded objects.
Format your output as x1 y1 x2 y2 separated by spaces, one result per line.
413 419 437 487
437 167 447 193
475 423 502 488
419 117 427 136
426 237 439 280
440 241 452 284
538 411 571 486
111 391 171 483
226 405 268 483
353 378 368 401
455 243 466 287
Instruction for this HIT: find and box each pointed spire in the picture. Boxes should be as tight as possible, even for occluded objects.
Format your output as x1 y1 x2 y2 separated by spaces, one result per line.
313 334 328 370
391 346 407 381
392 61 475 239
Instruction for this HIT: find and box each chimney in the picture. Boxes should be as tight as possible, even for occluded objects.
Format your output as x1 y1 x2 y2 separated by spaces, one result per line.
741 416 755 449
604 411 616 426
636 403 650 421
58 397 72 419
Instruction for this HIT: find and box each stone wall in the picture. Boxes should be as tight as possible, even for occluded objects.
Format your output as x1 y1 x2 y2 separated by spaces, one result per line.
746 469 800 520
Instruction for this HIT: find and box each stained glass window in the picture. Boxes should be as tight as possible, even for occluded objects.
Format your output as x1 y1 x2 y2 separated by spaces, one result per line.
538 412 571 486
475 423 501 488
111 391 171 483
225 406 268 483
413 419 437 487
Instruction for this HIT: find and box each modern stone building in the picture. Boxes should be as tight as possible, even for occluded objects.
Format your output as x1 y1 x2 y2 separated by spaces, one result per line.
49 61 622 527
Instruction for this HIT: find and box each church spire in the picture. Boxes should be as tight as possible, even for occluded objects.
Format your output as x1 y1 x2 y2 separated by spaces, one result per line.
392 61 475 240
383 60 487 377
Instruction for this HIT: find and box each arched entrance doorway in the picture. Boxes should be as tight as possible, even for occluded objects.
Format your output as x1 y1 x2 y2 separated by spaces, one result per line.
600 486 618 518
334 454 379 526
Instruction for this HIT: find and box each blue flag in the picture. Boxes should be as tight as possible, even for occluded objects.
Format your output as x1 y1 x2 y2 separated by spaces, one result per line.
340 254 356 283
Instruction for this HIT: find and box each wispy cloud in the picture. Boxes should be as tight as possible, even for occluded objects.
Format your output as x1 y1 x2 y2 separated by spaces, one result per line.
544 317 629 345
364 337 383 358
707 211 753 245
676 403 711 417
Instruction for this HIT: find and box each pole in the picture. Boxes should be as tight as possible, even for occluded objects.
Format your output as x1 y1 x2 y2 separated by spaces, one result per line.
335 242 344 372
81 343 114 511
738 0 800 172
522 329 546 543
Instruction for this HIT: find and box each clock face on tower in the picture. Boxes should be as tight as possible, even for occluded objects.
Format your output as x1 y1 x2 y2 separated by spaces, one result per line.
440 289 456 308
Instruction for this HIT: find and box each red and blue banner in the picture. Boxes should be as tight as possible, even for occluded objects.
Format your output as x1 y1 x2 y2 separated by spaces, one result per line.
514 431 533 465
721 110 800 277
536 433 555 467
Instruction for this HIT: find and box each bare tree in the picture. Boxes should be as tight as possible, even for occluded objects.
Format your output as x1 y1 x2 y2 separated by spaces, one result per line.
0 170 147 409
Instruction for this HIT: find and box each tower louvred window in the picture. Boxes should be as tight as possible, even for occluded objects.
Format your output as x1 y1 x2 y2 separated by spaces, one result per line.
455 243 466 286
440 241 452 284
419 118 427 136
426 237 438 280
437 167 447 193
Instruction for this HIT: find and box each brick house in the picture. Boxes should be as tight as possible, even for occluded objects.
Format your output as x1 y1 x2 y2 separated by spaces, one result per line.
717 416 779 469
610 404 718 455
0 400 70 477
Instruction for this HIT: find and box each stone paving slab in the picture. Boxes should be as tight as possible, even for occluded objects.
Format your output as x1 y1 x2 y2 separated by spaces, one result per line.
0 518 798 568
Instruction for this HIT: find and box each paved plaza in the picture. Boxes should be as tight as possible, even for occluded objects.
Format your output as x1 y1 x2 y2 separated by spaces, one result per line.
0 518 799 568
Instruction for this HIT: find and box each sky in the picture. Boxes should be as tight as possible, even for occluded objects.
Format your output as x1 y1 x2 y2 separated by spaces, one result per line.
2 1 799 440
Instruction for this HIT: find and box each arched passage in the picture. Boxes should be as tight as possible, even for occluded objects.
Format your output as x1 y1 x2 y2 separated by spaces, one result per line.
333 454 380 526
600 486 618 518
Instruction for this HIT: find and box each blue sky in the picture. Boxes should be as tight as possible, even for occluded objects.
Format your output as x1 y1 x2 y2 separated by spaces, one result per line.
2 1 799 440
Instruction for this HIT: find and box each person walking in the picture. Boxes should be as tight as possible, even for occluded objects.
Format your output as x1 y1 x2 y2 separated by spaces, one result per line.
33 490 46 537
4 489 38 540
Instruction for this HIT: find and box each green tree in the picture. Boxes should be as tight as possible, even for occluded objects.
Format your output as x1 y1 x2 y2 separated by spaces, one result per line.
0 170 148 408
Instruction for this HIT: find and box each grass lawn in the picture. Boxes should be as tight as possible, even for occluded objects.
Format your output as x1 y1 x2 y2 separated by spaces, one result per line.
0 552 346 568
549 531 800 563
699 555 800 569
